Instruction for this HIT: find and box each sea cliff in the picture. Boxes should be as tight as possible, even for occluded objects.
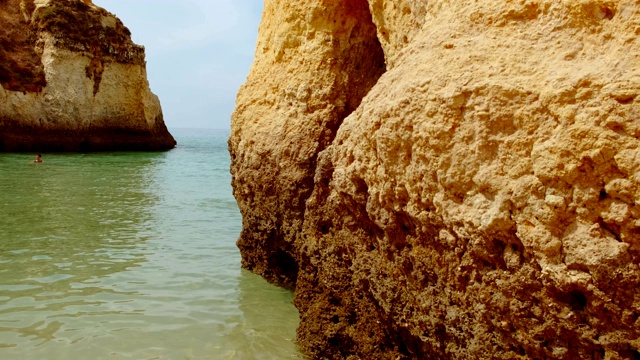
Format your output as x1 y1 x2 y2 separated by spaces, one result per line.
230 0 640 359
0 0 175 151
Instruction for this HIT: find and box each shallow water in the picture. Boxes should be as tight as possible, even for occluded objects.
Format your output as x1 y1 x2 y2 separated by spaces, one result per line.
0 128 304 359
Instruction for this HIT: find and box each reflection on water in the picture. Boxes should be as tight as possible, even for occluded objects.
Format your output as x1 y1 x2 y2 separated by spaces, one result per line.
0 129 303 359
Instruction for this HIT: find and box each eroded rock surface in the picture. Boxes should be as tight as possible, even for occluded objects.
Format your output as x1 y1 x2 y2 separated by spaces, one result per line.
0 0 175 151
230 0 640 359
229 0 385 288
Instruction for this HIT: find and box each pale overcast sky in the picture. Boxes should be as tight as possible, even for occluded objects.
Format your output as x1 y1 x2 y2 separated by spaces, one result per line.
93 0 264 129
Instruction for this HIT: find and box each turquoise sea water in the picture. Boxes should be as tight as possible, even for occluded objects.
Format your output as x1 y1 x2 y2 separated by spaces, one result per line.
0 128 303 359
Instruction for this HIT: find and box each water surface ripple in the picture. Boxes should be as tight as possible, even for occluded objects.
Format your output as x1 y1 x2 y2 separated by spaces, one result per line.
0 129 303 359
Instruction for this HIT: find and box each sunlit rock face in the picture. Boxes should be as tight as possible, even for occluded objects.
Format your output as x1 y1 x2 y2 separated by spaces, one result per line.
231 0 640 359
0 0 175 151
229 0 385 289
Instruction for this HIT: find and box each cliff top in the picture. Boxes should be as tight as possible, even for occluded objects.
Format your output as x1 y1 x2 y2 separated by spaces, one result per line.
0 0 144 93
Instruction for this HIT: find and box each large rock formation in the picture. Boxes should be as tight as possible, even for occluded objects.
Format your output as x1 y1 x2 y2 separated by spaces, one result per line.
0 0 175 151
230 0 640 359
230 0 385 288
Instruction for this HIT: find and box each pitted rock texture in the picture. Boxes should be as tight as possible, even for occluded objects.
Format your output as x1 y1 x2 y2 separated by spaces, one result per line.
230 0 640 359
229 0 385 288
0 0 175 151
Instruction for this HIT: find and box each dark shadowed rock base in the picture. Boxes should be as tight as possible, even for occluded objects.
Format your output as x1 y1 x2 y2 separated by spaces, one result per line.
0 121 175 152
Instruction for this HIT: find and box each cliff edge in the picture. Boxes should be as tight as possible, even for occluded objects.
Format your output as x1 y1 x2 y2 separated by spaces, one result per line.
0 0 175 151
230 0 640 359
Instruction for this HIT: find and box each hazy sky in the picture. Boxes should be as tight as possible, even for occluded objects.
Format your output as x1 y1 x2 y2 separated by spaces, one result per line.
93 0 264 129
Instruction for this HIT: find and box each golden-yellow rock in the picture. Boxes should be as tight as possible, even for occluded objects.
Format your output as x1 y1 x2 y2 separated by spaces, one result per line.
231 0 640 358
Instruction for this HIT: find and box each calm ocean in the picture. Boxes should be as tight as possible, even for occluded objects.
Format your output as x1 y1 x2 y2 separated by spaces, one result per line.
0 128 303 359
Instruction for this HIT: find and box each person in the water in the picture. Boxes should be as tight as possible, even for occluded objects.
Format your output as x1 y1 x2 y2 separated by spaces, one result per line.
34 154 43 163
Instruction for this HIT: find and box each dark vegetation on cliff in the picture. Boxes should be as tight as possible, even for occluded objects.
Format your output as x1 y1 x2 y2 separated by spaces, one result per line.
0 0 45 92
33 0 144 62
0 0 143 94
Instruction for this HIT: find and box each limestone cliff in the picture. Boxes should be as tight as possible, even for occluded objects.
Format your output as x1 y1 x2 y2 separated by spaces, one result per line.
230 0 385 288
230 0 640 359
0 0 175 151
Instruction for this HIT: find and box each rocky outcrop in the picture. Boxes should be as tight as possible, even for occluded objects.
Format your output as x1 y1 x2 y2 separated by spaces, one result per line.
229 0 385 288
0 0 175 151
230 0 640 359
